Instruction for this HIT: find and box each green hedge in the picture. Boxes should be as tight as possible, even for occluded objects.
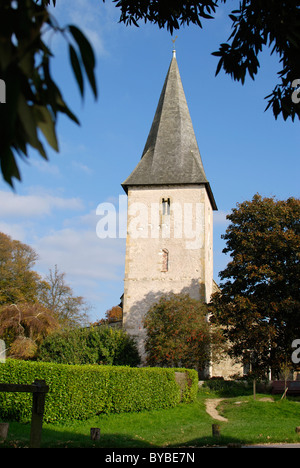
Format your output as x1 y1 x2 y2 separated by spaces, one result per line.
0 360 198 423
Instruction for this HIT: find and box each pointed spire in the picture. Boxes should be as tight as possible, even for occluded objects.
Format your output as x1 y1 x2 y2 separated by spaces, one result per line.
122 52 217 210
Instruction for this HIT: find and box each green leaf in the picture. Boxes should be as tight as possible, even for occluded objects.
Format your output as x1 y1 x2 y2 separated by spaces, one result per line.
17 94 46 159
68 25 97 98
56 96 80 125
0 148 21 187
33 105 59 152
215 57 223 76
17 95 37 146
69 44 84 97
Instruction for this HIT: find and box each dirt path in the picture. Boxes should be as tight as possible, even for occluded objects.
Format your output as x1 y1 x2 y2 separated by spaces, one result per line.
205 399 228 422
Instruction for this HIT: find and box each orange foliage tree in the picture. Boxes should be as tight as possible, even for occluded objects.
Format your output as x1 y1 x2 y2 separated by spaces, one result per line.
0 302 59 359
92 306 123 326
211 194 300 376
144 293 223 372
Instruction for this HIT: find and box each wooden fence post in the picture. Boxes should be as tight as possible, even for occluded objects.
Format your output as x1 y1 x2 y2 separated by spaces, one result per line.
90 428 101 441
29 380 49 448
0 380 49 448
212 424 221 437
0 423 9 440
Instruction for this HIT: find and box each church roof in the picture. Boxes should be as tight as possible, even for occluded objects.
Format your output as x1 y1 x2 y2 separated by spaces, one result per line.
122 51 217 210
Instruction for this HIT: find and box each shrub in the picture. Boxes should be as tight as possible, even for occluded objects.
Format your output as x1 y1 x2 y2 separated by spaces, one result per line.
203 379 252 397
0 360 198 423
37 326 140 367
144 294 223 371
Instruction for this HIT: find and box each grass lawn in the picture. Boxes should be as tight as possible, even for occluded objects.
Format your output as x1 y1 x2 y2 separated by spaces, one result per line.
2 386 300 448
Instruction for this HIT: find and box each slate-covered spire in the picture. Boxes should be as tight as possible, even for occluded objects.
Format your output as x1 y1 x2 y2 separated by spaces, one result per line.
122 52 217 210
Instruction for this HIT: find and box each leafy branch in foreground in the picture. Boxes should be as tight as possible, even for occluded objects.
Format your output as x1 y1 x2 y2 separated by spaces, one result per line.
112 0 300 122
1 1 299 187
0 0 97 188
112 0 222 32
212 0 300 121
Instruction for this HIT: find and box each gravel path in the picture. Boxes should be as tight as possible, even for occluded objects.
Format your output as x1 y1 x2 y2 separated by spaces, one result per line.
205 399 228 422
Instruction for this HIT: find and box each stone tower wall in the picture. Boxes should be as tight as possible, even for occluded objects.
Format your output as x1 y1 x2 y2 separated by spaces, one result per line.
122 184 213 359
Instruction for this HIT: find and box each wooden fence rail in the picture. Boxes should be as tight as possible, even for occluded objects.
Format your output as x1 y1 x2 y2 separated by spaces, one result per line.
0 379 49 448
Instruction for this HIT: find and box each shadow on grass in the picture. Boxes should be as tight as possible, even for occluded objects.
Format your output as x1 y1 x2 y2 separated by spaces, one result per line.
168 435 249 448
40 423 250 449
3 422 271 449
3 421 248 449
2 423 156 448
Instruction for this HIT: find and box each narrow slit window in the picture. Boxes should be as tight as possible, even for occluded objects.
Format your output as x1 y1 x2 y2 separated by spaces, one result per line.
162 198 170 216
162 248 169 272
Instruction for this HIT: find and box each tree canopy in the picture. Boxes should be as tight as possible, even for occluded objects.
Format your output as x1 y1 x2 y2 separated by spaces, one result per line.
0 1 299 187
212 0 300 122
0 232 91 358
92 305 123 327
0 0 97 187
0 302 59 359
210 194 300 377
113 0 300 121
39 265 91 329
0 232 46 305
144 293 223 371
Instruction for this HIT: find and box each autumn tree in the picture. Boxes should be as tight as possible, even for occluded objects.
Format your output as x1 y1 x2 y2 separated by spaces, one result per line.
0 232 47 305
39 265 91 329
91 305 122 326
144 293 223 372
105 305 123 323
210 194 300 377
0 232 59 358
0 233 91 358
0 302 59 359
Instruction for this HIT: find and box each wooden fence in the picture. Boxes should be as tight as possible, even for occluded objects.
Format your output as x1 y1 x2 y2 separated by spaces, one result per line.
0 379 49 448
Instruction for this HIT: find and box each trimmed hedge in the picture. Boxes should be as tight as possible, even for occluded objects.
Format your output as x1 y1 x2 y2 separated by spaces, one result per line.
0 360 198 423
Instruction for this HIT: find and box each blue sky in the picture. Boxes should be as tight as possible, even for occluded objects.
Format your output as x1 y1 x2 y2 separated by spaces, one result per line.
0 0 299 322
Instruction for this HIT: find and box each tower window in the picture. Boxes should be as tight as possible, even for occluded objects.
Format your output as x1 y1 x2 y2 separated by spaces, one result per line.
162 248 169 272
162 198 170 216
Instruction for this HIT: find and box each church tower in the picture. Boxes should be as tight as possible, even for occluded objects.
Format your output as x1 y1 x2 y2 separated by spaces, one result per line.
121 50 217 358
